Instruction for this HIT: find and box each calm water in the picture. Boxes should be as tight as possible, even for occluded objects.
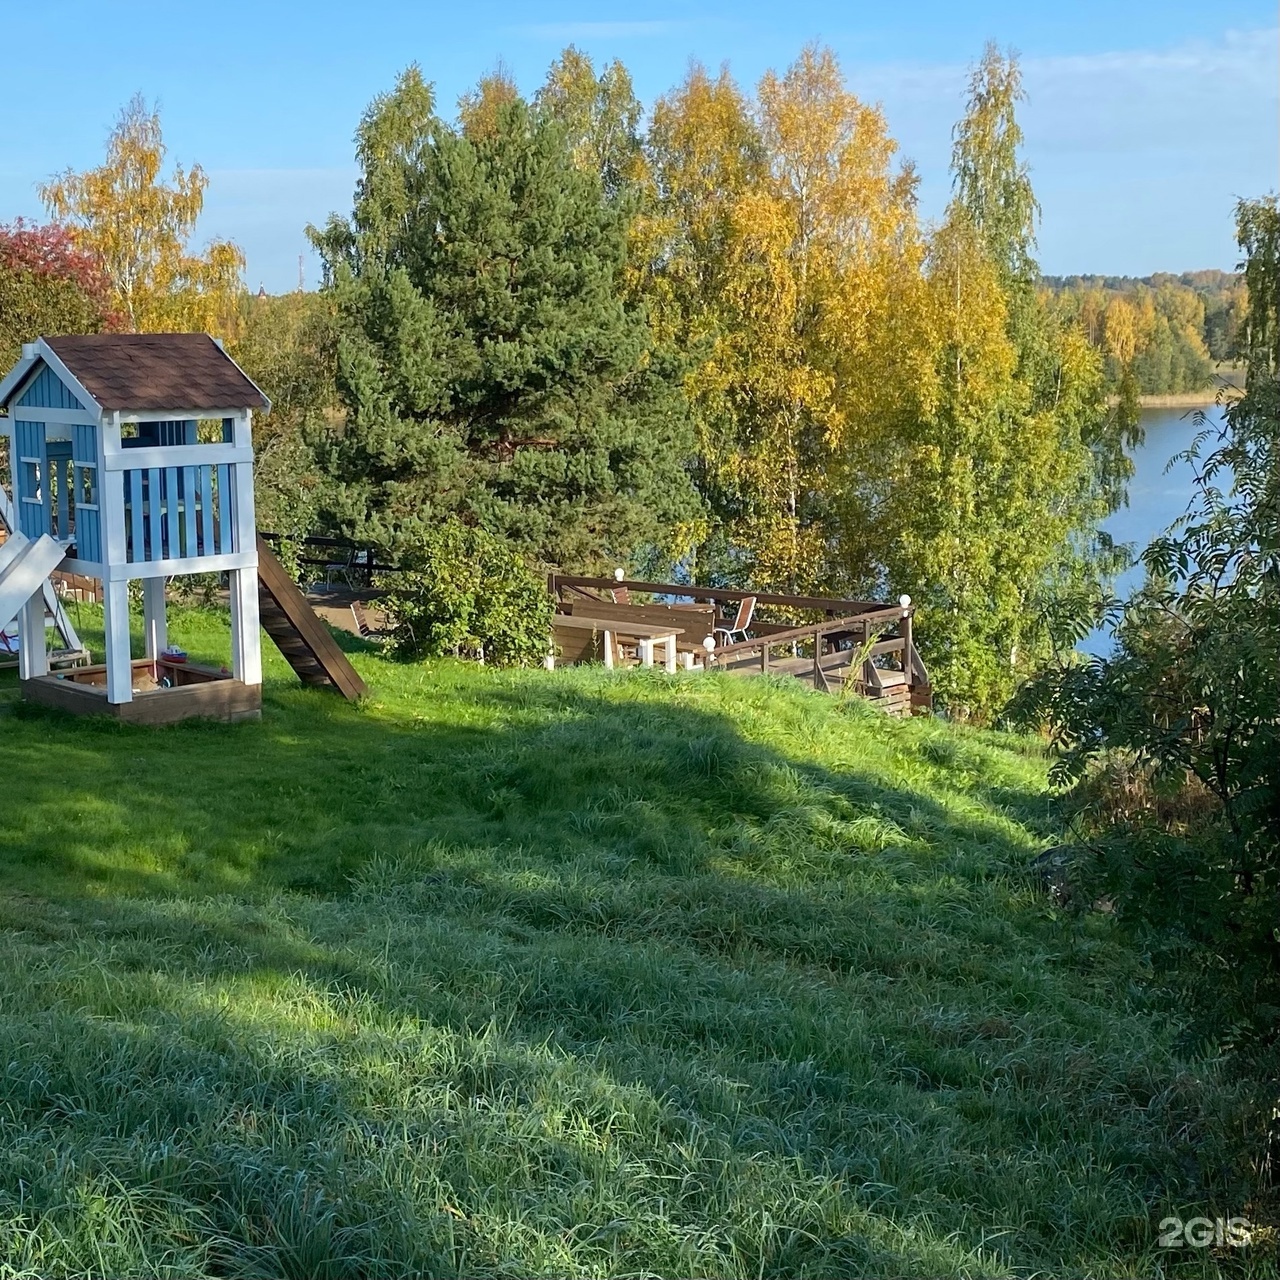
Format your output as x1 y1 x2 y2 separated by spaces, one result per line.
1081 401 1226 655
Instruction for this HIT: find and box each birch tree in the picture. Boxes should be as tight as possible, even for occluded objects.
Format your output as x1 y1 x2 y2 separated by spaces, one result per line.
41 95 244 337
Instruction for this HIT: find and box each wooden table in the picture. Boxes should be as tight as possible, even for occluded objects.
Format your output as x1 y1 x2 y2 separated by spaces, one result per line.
551 614 682 673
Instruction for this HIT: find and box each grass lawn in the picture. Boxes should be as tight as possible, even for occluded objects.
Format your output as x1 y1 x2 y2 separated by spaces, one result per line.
0 605 1264 1278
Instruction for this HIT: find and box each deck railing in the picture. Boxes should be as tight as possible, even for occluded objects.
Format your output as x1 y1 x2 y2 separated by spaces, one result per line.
707 611 926 704
548 574 932 710
258 532 402 587
548 573 889 617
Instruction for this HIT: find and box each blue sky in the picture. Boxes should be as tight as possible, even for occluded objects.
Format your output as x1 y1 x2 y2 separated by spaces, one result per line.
1 1 1274 292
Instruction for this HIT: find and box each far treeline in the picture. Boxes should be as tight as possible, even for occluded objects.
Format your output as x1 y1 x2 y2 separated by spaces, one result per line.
1042 269 1243 396
0 44 1255 720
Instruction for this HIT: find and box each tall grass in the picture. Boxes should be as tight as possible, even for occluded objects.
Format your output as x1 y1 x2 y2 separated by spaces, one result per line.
0 606 1266 1277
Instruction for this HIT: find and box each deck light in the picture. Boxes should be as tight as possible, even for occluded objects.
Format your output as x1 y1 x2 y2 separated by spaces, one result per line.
899 594 911 610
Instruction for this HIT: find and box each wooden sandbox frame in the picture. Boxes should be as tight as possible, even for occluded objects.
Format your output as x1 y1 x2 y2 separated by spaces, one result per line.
22 657 261 726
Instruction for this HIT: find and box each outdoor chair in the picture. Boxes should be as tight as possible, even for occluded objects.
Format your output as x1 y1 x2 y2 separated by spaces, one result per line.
326 547 365 590
350 600 392 642
715 595 757 647
610 586 631 604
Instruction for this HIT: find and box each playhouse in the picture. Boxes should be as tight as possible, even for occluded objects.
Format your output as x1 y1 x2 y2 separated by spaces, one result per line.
0 333 269 724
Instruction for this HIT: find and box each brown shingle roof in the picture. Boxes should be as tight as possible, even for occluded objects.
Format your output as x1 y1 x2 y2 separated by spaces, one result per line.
44 333 269 413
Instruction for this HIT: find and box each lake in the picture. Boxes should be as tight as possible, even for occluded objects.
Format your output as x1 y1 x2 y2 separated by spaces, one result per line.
1082 401 1226 655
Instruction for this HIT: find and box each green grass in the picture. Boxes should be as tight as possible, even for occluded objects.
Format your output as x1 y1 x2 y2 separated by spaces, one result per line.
0 605 1264 1278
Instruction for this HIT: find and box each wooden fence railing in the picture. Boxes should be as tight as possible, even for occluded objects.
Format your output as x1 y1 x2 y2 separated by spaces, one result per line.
547 572 890 616
707 612 927 706
258 532 403 588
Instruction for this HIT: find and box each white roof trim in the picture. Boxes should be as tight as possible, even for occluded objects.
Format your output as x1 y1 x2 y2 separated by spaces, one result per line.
0 338 103 417
0 353 40 412
208 334 271 415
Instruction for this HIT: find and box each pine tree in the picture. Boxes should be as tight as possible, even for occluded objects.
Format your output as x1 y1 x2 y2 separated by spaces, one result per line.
309 67 699 570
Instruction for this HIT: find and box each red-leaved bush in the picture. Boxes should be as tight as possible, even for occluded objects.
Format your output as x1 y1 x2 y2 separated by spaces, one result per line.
0 219 118 366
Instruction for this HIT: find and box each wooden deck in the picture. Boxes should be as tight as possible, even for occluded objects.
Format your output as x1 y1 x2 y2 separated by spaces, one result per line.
714 648 914 713
548 574 932 715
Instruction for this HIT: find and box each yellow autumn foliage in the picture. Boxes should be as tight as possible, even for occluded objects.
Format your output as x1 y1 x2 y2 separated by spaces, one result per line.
648 45 927 594
40 95 245 340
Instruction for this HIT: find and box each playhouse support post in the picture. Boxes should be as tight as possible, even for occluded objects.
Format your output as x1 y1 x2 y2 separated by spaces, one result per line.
228 409 261 689
229 568 261 687
17 591 48 681
142 577 167 659
103 578 133 704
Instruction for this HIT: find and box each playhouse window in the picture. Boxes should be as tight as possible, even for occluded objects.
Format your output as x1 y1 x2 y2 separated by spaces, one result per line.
197 418 235 443
78 465 97 506
116 419 234 447
121 421 200 448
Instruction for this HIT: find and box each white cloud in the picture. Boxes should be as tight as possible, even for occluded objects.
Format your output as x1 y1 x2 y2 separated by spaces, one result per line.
850 25 1278 118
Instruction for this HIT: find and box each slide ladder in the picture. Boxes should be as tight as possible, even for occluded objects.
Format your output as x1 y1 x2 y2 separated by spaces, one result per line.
257 535 367 701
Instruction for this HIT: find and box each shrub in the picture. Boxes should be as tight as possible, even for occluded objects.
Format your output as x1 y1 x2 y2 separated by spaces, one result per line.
376 521 553 666
1011 197 1280 1041
0 220 116 369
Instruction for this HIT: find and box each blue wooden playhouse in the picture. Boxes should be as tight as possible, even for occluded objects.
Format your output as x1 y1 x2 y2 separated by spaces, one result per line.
0 333 270 723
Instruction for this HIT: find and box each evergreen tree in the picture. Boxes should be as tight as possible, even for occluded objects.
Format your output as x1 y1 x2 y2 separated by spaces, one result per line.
309 68 699 570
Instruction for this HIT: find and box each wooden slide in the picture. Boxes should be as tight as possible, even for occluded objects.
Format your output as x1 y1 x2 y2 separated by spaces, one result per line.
256 535 368 701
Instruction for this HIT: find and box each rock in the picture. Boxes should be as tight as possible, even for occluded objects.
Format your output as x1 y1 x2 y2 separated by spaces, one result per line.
1030 845 1076 906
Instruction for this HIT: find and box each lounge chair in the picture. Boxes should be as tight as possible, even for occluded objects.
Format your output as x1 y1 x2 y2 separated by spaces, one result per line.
715 595 756 647
351 601 387 641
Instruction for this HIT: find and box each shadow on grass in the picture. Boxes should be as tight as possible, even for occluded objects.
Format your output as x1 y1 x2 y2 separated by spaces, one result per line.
0 668 1243 1278
0 670 1041 898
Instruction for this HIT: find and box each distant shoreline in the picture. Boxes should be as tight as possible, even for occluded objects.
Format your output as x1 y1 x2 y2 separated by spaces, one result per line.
1135 390 1240 408
1105 385 1244 410
1104 365 1246 410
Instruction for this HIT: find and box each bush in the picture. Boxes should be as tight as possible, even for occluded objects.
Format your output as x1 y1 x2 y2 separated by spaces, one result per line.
1011 197 1280 1041
376 522 553 667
